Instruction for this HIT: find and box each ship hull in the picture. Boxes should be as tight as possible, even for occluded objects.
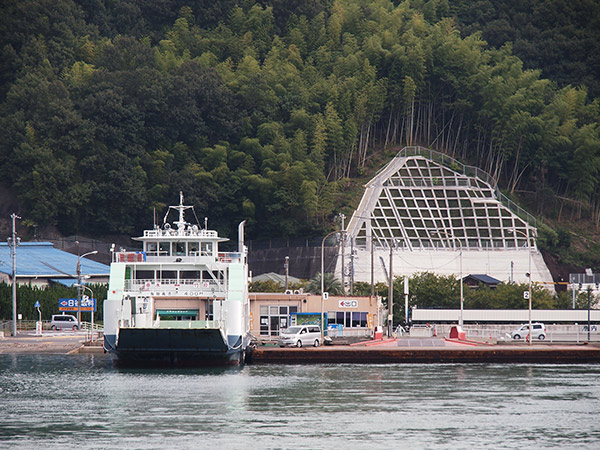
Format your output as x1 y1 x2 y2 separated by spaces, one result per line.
104 328 246 367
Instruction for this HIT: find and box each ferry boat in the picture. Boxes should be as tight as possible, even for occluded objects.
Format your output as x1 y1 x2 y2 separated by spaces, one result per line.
103 193 250 367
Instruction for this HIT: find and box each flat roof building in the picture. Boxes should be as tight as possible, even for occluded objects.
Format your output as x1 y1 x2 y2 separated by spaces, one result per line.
249 292 381 341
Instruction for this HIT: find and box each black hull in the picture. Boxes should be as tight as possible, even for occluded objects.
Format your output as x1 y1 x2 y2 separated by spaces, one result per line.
105 328 246 368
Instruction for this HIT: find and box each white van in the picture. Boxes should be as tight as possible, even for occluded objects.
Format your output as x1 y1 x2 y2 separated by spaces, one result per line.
278 325 321 348
50 314 79 331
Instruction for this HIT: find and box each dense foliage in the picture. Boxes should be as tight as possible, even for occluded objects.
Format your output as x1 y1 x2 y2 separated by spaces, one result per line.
1 0 599 242
0 282 108 322
451 0 600 98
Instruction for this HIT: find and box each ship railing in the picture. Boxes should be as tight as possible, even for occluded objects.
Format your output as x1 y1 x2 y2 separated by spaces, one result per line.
125 278 226 295
218 252 243 263
140 253 243 264
114 251 146 263
143 254 218 263
142 229 219 238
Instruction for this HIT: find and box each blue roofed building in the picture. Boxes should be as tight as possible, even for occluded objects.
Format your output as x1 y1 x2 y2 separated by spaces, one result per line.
0 242 109 287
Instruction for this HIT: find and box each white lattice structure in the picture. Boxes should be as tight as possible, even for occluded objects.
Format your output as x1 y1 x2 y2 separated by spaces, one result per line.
339 146 553 287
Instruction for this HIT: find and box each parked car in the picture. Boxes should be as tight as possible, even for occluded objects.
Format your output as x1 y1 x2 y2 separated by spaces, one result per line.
511 323 546 340
278 325 321 348
50 314 79 331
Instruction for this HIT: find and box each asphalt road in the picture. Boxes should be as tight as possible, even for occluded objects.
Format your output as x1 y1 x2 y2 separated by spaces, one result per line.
0 330 98 354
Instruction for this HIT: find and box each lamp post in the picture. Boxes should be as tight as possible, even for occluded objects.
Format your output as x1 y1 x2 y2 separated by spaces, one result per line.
75 283 95 341
388 238 394 336
77 250 98 323
510 228 533 347
321 230 340 344
8 213 21 337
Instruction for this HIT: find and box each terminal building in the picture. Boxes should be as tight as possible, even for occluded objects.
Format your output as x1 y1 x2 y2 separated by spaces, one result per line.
249 292 381 341
339 146 553 287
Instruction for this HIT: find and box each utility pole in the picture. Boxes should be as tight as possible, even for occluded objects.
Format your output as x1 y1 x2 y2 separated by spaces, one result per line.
284 256 289 291
350 237 355 295
339 213 346 294
9 213 21 337
588 286 592 341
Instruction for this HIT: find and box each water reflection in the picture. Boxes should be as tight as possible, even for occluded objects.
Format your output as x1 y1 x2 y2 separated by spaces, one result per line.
1 355 599 449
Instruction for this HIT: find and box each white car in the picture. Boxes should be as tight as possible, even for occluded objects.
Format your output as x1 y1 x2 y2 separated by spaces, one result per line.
278 325 321 348
50 314 79 331
511 323 546 340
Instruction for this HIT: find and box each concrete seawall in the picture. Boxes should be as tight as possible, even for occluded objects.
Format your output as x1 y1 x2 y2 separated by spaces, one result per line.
248 345 600 364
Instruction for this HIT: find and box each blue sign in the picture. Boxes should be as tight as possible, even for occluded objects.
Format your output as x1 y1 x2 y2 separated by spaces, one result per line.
34 301 41 308
58 298 96 312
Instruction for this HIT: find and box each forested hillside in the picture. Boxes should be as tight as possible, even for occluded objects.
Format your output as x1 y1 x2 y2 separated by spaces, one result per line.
1 0 599 250
451 0 600 98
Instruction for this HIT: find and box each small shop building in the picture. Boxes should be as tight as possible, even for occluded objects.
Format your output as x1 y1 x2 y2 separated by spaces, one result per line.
249 292 381 342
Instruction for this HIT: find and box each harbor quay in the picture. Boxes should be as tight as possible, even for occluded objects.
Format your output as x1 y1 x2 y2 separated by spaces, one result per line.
247 340 600 365
3 331 600 365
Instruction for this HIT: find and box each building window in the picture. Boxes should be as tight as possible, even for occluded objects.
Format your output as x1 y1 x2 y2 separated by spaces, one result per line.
259 305 298 336
327 311 368 328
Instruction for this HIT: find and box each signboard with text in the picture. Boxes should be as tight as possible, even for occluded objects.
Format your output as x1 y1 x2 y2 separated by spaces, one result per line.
58 297 96 312
338 299 358 308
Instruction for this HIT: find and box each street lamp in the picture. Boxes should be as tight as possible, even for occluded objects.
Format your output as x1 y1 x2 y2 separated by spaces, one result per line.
321 230 340 344
434 230 463 327
8 213 21 337
387 238 398 336
77 250 98 323
509 228 533 347
74 283 95 342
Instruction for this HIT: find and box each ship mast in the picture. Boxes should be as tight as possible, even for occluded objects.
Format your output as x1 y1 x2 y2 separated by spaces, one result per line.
164 191 193 231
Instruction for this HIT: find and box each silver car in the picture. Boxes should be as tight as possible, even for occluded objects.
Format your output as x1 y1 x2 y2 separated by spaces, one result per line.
50 314 79 331
278 325 321 348
511 323 546 340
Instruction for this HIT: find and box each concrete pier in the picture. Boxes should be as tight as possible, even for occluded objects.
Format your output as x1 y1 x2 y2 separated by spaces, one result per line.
248 342 600 365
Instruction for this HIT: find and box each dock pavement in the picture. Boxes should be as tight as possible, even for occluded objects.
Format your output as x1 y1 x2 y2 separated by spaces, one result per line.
2 332 600 364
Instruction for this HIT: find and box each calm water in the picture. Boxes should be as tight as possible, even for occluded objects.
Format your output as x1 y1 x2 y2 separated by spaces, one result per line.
1 355 599 449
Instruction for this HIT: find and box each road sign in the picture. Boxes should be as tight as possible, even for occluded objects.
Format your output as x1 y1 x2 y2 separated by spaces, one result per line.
523 291 530 300
34 301 41 308
59 298 96 312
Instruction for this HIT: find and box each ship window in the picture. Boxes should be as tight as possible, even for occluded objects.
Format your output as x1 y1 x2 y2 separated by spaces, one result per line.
135 270 154 280
189 242 199 256
157 309 198 320
146 242 158 255
201 242 213 256
159 242 170 256
180 270 202 280
159 270 177 280
173 242 186 256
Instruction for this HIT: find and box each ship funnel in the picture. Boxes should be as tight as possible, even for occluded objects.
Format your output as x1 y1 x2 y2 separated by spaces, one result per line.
238 220 246 253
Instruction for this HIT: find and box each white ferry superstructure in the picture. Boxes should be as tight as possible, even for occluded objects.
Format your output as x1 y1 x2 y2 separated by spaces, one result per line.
103 192 250 366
